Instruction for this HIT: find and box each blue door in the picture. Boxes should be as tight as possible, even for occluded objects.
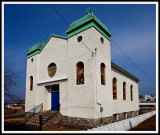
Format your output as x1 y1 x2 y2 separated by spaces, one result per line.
51 91 59 111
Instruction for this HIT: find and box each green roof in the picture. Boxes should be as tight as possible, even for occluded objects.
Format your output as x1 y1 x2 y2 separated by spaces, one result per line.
26 34 67 58
26 41 45 55
66 12 111 39
27 10 111 58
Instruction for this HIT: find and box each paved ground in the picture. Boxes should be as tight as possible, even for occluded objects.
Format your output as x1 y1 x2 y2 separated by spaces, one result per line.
4 109 25 117
4 109 25 122
129 114 156 131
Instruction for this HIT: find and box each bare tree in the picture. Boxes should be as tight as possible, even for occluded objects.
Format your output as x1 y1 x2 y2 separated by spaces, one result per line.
4 56 20 101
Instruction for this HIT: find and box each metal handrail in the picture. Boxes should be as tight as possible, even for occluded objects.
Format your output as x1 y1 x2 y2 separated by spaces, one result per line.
25 103 43 122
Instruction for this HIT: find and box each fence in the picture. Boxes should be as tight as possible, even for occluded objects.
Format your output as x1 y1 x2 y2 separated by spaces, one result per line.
4 122 40 131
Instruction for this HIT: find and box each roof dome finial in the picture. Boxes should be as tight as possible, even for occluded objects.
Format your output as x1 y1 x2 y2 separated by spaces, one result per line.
86 7 92 15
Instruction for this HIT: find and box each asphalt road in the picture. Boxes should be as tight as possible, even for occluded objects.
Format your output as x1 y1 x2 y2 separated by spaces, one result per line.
4 109 25 117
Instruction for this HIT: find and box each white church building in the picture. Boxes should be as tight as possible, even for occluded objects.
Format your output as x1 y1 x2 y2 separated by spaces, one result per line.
25 8 140 126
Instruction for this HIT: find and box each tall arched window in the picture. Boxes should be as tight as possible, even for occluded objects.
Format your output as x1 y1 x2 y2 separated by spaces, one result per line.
113 78 117 100
101 63 106 85
123 82 126 100
30 76 33 91
76 62 84 85
130 85 133 101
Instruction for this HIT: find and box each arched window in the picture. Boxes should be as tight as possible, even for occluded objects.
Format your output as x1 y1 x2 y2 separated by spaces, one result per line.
76 62 84 85
130 85 133 101
30 76 33 91
113 78 117 100
123 82 126 100
101 63 106 85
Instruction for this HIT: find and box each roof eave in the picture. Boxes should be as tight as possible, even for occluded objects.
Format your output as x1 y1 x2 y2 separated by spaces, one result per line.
111 61 140 82
66 18 111 37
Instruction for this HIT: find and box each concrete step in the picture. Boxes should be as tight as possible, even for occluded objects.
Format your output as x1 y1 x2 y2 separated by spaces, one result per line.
43 112 62 126
26 110 59 126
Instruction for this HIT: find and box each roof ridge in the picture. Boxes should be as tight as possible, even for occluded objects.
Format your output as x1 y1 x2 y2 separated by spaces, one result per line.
66 13 111 37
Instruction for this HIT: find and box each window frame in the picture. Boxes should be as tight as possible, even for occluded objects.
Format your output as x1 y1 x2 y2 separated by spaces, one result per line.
76 62 84 85
48 63 57 78
101 63 106 85
130 85 133 101
77 36 82 42
30 76 33 91
123 82 126 100
113 78 117 100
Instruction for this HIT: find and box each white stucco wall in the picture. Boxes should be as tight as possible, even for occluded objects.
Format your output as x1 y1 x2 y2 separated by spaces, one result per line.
25 27 139 119
38 36 68 112
111 68 139 114
67 28 96 119
25 36 68 112
25 54 40 112
92 28 112 118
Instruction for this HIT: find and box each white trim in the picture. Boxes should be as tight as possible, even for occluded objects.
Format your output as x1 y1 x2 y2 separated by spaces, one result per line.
139 103 156 105
37 77 68 86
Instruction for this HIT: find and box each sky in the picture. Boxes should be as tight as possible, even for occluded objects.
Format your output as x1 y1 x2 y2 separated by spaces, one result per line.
3 3 157 102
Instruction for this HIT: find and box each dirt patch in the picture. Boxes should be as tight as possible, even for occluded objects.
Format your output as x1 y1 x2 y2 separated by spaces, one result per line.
4 114 25 122
43 121 92 131
130 114 156 131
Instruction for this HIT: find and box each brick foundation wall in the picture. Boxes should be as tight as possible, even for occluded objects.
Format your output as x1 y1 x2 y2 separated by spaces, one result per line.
62 110 139 127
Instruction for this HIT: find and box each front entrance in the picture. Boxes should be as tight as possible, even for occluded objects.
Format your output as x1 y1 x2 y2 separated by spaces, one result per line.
51 84 60 111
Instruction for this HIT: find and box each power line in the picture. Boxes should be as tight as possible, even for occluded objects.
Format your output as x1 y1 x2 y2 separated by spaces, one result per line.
49 4 69 26
49 4 94 55
50 4 155 82
77 4 86 14
48 4 154 97
110 39 155 82
77 4 155 82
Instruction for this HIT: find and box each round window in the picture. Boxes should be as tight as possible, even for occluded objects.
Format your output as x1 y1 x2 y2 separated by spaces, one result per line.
100 37 104 44
48 63 56 77
77 36 82 42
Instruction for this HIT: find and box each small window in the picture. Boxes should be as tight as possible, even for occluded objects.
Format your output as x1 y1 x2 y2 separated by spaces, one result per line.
123 82 126 100
100 37 104 44
48 63 57 78
31 58 34 62
101 63 106 85
124 113 127 119
113 78 117 100
130 85 133 101
76 62 84 85
137 111 139 115
30 76 33 91
77 36 82 42
131 111 134 117
113 114 118 121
